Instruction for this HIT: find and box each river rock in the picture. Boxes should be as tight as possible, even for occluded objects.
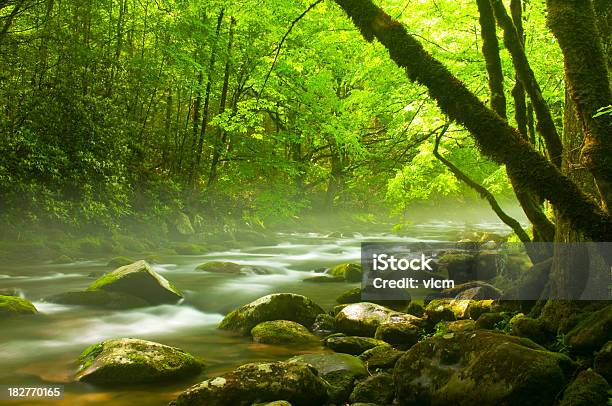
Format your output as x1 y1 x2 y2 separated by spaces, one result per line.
394 331 575 405
426 281 502 303
88 260 183 305
564 304 612 354
475 312 508 330
335 302 395 337
290 353 367 403
436 252 475 284
75 338 203 384
336 287 362 304
45 290 149 309
329 263 362 283
251 320 319 345
424 298 470 324
172 360 329 406
465 299 495 320
510 314 555 345
349 373 394 405
559 370 609 406
374 313 422 349
219 293 325 335
0 295 37 318
196 261 268 275
594 341 612 382
0 288 21 297
325 336 388 355
359 345 404 370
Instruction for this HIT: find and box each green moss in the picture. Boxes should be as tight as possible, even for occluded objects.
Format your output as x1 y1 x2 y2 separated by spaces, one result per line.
0 295 37 317
329 263 362 282
251 320 319 345
196 261 242 273
78 343 104 370
173 243 205 255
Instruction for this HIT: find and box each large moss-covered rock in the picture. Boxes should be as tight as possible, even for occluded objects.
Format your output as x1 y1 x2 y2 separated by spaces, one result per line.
88 260 182 305
374 313 422 349
394 331 575 405
510 314 555 346
75 338 203 384
335 302 395 337
0 295 37 318
45 290 149 309
311 313 336 336
565 304 612 354
196 261 268 275
219 293 325 335
559 370 609 406
325 336 388 355
329 263 362 283
172 360 329 406
349 373 395 405
437 252 475 284
476 312 508 330
359 345 404 371
290 353 366 404
594 341 612 382
424 298 470 324
251 320 319 345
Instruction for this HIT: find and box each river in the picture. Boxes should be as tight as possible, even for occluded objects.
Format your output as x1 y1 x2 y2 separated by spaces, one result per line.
0 220 511 405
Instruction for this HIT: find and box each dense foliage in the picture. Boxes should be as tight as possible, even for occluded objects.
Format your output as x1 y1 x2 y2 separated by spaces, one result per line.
0 0 567 237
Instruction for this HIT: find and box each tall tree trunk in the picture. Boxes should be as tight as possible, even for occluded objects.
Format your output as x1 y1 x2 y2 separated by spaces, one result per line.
208 16 236 187
333 0 612 241
547 0 612 211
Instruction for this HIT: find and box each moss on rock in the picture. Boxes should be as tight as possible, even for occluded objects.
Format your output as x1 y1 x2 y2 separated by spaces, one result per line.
565 304 612 354
325 336 388 355
329 263 362 283
374 313 422 349
394 331 575 405
559 370 609 406
172 360 329 406
594 341 612 383
349 373 394 405
75 338 204 384
290 353 366 404
219 293 325 335
335 302 395 337
251 320 320 345
87 260 183 305
45 290 149 309
107 256 135 268
0 295 37 318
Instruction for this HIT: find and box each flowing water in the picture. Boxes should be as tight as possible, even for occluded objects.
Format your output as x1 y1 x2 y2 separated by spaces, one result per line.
0 221 511 406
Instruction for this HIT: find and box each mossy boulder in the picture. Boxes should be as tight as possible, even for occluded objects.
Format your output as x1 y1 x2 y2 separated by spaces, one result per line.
290 353 366 404
45 290 149 309
0 295 37 318
476 312 508 330
172 243 205 255
435 319 477 335
510 314 555 346
75 338 203 384
424 298 470 324
359 345 404 371
219 293 325 335
87 260 182 305
106 256 135 268
374 313 422 349
405 302 425 317
594 341 612 382
349 373 394 405
559 370 609 406
429 281 502 302
465 299 495 320
565 304 612 354
196 261 268 275
394 331 575 405
335 302 395 337
329 263 362 283
251 320 320 345
172 360 329 406
325 336 388 355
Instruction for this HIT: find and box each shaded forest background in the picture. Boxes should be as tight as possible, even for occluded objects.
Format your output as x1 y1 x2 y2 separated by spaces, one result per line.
0 0 606 250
